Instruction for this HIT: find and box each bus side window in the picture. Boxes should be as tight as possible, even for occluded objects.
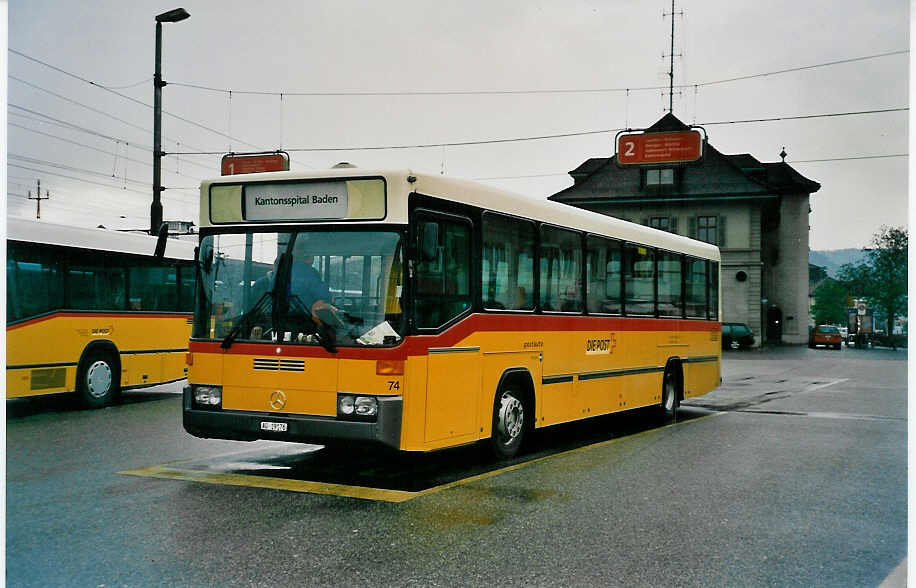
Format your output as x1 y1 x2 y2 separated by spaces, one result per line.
129 263 177 311
708 261 719 320
657 250 683 318
7 242 64 321
540 226 582 313
414 216 472 329
685 257 707 318
481 213 535 311
586 235 621 314
178 264 196 312
624 244 655 316
67 249 127 311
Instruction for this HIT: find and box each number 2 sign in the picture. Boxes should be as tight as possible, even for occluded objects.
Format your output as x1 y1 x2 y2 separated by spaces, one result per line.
616 130 702 165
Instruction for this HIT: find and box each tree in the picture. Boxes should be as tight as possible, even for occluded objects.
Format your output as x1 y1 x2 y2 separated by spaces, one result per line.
811 278 848 326
838 226 907 347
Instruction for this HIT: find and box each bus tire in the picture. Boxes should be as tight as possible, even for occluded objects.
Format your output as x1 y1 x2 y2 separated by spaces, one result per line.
77 347 120 409
489 387 527 459
659 363 680 420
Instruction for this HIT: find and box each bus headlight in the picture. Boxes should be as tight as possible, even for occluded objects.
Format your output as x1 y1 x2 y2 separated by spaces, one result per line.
354 396 378 417
338 395 355 415
193 385 222 408
337 394 378 420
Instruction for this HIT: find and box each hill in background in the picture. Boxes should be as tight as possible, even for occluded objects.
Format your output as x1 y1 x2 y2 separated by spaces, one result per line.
809 249 867 277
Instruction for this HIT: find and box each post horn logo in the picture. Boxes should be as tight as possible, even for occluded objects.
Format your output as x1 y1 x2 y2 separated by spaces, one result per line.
269 390 287 410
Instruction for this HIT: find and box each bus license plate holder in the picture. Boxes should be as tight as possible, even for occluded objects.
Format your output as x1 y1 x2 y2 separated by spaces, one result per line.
260 421 288 432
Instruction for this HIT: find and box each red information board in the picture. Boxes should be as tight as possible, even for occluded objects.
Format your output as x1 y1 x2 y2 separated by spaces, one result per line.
616 130 702 165
221 152 290 175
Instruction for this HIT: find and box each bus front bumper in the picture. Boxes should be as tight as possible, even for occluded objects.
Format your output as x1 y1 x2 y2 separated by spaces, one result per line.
182 386 403 450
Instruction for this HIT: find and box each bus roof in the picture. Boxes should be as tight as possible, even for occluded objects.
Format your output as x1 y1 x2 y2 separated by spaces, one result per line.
202 168 720 261
6 217 196 261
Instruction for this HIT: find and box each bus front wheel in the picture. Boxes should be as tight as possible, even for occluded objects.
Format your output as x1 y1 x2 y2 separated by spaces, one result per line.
77 348 120 409
489 388 527 459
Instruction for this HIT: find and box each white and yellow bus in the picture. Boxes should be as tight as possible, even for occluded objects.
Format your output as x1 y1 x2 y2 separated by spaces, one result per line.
184 169 720 457
6 218 196 407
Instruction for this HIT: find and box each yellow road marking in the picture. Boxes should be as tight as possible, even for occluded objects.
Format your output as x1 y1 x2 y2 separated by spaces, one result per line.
120 411 720 502
120 465 418 503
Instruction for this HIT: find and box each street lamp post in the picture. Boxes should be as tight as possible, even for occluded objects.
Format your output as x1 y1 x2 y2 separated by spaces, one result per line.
151 7 190 236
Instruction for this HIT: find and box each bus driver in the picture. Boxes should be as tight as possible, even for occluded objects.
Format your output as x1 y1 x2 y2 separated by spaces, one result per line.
290 254 335 324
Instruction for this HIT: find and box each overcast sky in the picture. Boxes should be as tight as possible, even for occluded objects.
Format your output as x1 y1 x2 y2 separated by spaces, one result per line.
6 0 911 250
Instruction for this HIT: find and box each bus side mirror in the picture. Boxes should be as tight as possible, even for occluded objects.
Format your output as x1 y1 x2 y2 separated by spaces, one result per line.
200 243 214 273
153 223 169 258
420 222 438 262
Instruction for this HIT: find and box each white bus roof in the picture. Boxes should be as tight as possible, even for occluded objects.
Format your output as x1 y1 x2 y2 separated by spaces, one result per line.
202 168 720 261
6 217 196 261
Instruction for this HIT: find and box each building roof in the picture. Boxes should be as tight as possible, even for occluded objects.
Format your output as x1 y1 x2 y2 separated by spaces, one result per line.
551 113 820 205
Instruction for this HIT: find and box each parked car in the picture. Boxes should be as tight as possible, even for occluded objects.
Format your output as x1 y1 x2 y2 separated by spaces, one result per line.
809 324 843 349
839 326 848 342
722 323 755 350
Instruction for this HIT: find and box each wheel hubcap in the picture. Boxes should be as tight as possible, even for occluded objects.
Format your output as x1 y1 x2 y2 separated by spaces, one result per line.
498 393 524 444
86 360 112 399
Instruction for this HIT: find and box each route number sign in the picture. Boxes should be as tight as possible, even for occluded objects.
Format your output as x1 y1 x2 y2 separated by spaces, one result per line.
617 130 702 165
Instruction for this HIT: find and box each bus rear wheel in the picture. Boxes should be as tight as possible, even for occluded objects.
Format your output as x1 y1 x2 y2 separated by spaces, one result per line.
489 388 527 459
77 348 120 409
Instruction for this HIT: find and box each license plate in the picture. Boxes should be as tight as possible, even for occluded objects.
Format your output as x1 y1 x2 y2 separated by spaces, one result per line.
260 421 288 432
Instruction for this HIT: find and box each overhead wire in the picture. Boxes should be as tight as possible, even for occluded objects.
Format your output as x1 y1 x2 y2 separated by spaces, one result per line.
9 156 199 204
10 121 208 181
165 49 909 97
9 47 908 200
163 107 908 154
9 48 316 168
8 77 230 164
9 109 216 175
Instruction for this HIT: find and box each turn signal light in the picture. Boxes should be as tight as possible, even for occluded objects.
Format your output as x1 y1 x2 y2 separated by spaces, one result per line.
185 352 194 365
376 359 404 375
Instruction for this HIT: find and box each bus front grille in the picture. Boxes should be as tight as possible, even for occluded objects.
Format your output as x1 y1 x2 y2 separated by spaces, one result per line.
253 358 306 372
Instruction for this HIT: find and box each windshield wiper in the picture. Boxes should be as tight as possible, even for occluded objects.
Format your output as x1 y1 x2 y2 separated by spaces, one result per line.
288 294 340 354
220 290 273 349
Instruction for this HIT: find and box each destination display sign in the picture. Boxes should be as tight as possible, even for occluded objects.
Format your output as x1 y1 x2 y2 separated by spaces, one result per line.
221 152 290 175
245 181 348 221
617 130 703 165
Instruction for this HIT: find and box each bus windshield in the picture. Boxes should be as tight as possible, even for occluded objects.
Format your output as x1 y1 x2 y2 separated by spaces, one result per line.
193 230 405 349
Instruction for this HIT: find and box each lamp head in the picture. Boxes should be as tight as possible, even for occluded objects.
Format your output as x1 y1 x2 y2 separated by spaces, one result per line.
156 8 190 23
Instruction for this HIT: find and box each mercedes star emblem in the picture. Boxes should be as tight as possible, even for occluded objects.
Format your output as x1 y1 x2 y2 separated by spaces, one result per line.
269 389 287 410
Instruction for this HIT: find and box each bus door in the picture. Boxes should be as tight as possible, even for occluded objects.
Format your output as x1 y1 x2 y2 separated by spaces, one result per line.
412 210 480 444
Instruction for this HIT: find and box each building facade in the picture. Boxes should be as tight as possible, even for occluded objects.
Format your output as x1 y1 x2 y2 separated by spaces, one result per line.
549 114 820 345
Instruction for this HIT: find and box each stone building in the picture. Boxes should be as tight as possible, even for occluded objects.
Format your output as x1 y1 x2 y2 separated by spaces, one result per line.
549 113 820 345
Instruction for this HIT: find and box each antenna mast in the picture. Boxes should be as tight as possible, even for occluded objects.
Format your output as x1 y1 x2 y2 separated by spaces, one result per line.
663 0 684 113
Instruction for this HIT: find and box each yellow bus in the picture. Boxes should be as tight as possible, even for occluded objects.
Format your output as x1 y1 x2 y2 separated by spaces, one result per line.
184 169 720 457
6 218 196 408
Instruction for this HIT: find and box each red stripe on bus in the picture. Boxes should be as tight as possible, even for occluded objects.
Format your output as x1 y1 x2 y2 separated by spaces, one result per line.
189 314 721 360
7 311 193 331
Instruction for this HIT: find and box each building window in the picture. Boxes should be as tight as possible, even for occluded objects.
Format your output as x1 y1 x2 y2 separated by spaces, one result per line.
649 217 669 231
646 168 675 186
697 215 717 244
649 216 678 233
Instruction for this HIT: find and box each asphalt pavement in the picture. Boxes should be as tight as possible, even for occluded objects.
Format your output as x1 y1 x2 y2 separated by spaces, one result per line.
5 344 907 586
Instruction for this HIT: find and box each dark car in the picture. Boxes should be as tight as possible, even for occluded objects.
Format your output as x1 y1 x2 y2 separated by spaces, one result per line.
809 324 843 349
722 323 755 349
